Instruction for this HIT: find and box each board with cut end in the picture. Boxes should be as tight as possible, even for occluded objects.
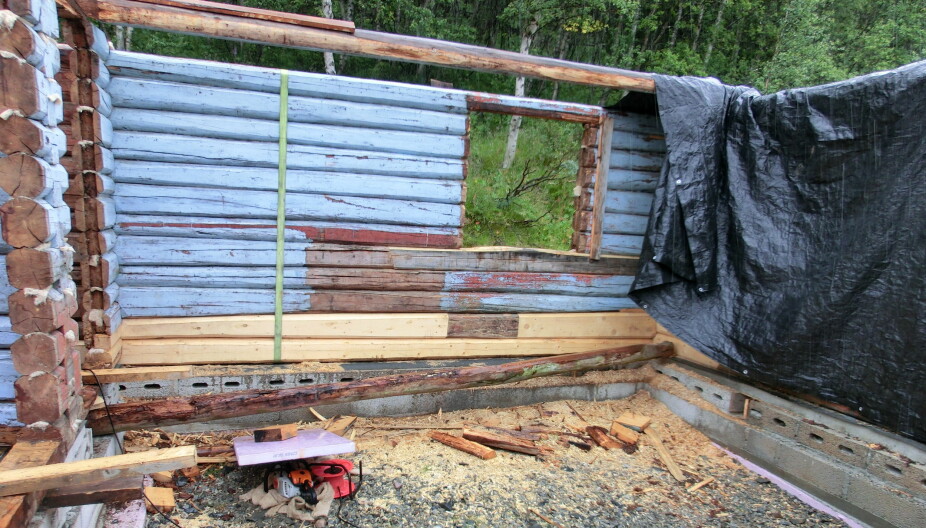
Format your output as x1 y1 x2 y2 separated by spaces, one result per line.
0 446 197 497
429 431 496 460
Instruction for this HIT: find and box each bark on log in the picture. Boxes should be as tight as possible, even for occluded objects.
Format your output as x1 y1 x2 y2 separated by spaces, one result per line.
428 431 496 460
87 342 674 433
461 428 552 456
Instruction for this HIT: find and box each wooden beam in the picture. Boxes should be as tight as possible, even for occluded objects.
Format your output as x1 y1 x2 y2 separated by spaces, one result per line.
75 0 655 92
42 475 144 507
87 342 674 433
589 115 615 260
428 431 496 460
81 365 192 384
118 337 653 365
134 0 355 33
466 94 603 124
0 446 197 497
0 440 63 528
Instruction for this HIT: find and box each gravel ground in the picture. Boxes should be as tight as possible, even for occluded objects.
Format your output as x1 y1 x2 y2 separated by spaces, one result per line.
141 390 849 528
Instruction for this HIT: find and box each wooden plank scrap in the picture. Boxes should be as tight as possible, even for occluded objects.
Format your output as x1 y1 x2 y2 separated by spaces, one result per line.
644 427 685 482
325 416 357 437
253 424 297 443
461 428 552 457
687 477 715 493
615 412 651 432
609 422 640 445
43 475 145 507
143 487 175 513
0 446 197 497
585 426 622 450
428 431 496 460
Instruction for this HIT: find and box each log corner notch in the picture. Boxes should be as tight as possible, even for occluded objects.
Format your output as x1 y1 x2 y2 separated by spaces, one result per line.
71 0 655 92
87 342 674 434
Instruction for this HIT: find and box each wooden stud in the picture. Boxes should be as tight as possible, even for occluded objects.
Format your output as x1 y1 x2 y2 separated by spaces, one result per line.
589 115 614 260
644 427 686 482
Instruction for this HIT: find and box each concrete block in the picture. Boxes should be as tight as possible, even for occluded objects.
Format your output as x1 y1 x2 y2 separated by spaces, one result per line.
658 363 746 414
744 426 784 467
846 475 926 528
772 438 850 499
867 449 926 494
747 400 801 440
794 421 869 469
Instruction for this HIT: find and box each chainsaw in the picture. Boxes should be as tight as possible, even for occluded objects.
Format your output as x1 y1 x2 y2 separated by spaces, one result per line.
263 459 363 505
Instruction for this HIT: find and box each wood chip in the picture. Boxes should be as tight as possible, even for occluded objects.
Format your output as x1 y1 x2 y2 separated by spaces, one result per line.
688 477 715 493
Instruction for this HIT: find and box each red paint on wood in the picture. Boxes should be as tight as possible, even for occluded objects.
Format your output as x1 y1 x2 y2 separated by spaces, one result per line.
117 222 461 248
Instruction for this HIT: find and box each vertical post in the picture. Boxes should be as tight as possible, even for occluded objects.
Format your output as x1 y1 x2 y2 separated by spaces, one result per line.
273 70 290 363
588 114 614 260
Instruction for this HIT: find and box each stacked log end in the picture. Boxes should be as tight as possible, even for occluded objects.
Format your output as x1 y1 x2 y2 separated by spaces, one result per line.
58 17 122 358
1 0 85 436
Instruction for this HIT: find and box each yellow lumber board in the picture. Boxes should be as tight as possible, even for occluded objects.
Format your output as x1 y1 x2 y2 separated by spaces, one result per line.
120 313 450 339
518 312 656 338
143 487 175 513
653 331 719 370
0 446 197 497
82 365 193 384
120 338 652 365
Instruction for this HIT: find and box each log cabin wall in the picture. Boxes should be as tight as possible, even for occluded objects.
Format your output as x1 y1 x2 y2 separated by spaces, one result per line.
0 0 85 438
72 45 682 366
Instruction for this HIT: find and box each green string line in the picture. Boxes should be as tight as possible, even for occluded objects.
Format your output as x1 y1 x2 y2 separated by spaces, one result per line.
273 70 290 363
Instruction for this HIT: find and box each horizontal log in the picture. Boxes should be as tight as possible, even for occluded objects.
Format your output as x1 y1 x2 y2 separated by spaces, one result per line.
118 311 654 340
64 47 110 87
601 212 649 236
610 149 663 173
69 106 114 147
81 365 192 384
0 153 68 199
0 445 197 497
112 183 462 227
72 142 114 175
0 316 17 347
110 108 464 158
607 168 659 193
461 428 551 456
599 234 645 256
305 245 638 275
41 475 144 508
81 282 119 312
603 190 654 216
611 128 665 154
116 236 311 267
91 342 673 432
133 0 355 33
5 245 73 289
106 77 468 135
111 161 462 204
115 266 632 296
116 286 637 317
112 131 464 179
14 347 77 424
114 215 461 248
60 17 111 60
87 1 655 91
466 93 602 124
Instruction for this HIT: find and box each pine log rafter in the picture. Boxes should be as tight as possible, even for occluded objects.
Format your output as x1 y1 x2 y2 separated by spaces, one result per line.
72 0 655 92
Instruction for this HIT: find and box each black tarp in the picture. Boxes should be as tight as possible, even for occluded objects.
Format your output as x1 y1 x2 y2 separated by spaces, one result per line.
629 62 926 442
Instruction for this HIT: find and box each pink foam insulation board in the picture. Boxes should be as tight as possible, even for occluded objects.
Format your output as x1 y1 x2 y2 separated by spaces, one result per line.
233 428 356 466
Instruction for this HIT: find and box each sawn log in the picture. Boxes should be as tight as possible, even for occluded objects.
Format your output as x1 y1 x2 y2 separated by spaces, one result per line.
87 342 674 433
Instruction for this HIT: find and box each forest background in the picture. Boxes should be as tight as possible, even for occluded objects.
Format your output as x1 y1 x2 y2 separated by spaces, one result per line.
105 0 926 249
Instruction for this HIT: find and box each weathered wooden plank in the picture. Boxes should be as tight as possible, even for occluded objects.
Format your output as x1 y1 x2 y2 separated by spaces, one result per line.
42 475 144 508
599 234 645 256
612 111 662 135
518 312 655 339
105 50 470 113
116 236 311 266
114 215 461 248
589 115 614 260
109 108 465 158
112 183 462 227
601 212 649 235
111 161 462 204
466 93 602 124
0 445 197 496
116 287 635 316
304 246 639 275
0 317 18 347
112 132 464 179
118 337 652 364
89 1 654 91
120 313 449 339
607 168 659 192
609 149 663 173
116 267 633 297
0 439 63 528
106 77 468 134
610 129 665 153
604 190 654 216
134 0 355 33
116 287 311 316
447 314 518 338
